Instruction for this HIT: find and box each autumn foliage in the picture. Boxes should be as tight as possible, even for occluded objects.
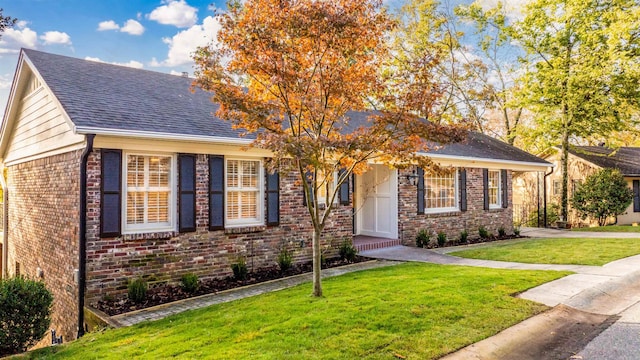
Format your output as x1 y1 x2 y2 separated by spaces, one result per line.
193 0 466 296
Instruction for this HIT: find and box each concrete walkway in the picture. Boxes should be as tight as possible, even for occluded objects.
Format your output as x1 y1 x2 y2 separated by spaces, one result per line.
521 226 640 239
109 260 400 327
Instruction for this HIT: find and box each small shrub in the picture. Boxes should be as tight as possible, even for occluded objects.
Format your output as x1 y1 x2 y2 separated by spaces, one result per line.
127 277 148 304
458 230 468 244
231 257 248 281
0 276 53 356
339 240 358 263
498 226 506 237
478 226 490 239
437 231 447 247
415 229 430 248
180 273 199 294
277 248 293 272
513 226 521 236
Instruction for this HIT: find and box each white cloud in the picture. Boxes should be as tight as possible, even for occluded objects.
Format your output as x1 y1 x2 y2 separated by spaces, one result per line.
473 0 529 19
120 19 145 35
148 0 198 28
153 15 221 67
84 56 144 69
40 31 72 45
0 73 13 90
97 20 120 31
0 22 38 53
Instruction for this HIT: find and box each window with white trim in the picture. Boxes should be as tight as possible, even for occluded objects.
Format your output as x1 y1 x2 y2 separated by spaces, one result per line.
124 153 175 233
426 170 458 212
226 158 264 226
316 170 337 206
488 170 502 208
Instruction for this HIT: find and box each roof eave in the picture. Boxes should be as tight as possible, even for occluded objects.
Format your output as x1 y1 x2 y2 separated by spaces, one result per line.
418 152 554 172
74 126 255 146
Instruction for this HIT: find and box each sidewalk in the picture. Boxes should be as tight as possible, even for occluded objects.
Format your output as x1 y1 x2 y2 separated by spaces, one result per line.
109 260 400 327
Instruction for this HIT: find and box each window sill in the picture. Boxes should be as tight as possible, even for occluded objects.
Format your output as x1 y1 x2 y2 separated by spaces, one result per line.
422 210 461 218
122 231 176 241
224 225 267 234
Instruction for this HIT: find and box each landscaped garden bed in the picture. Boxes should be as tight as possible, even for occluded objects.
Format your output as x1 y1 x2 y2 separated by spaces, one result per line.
93 256 368 316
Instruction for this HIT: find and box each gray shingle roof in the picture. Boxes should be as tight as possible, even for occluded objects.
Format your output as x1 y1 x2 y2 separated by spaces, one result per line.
569 146 640 176
23 49 549 166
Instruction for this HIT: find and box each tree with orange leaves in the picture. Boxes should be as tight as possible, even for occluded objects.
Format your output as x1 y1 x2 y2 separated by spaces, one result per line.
193 0 466 297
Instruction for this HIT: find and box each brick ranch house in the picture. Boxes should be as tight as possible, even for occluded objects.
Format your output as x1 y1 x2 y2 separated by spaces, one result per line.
0 49 551 342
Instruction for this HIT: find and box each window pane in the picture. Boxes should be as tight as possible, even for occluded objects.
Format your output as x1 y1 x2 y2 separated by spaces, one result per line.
227 191 239 219
126 192 144 224
148 191 169 223
426 172 456 210
149 156 170 187
127 155 144 187
241 161 258 188
240 191 257 218
227 160 239 188
489 170 500 206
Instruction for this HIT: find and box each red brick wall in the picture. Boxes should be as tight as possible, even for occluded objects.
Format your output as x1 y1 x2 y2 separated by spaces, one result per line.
7 150 82 344
398 167 513 245
85 151 353 302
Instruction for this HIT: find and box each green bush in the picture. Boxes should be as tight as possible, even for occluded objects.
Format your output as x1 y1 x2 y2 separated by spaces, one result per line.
571 168 633 226
0 276 53 356
180 273 199 294
498 226 506 237
338 241 358 263
415 229 430 248
128 277 148 304
437 231 447 247
513 226 521 236
527 204 559 227
478 226 490 239
458 230 468 244
277 248 293 272
231 258 248 281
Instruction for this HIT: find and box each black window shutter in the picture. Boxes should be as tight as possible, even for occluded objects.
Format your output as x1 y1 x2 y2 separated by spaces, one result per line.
501 169 508 208
178 154 196 232
338 169 350 205
266 170 280 226
483 168 489 210
459 168 467 212
100 149 122 237
302 171 313 207
417 167 425 214
634 180 640 212
209 155 225 230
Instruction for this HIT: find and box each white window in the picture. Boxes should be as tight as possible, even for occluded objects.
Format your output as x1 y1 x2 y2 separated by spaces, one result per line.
426 170 458 212
226 158 264 227
488 170 502 208
123 153 175 233
553 179 562 196
315 170 337 206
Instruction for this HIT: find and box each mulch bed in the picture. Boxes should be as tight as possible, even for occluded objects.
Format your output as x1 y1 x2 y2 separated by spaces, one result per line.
93 256 368 316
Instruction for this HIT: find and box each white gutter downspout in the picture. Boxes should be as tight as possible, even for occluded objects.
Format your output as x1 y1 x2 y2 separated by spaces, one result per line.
1 163 7 279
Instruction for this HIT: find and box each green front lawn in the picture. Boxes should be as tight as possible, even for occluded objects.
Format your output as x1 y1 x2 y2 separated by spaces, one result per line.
23 263 567 360
572 225 640 233
450 238 640 265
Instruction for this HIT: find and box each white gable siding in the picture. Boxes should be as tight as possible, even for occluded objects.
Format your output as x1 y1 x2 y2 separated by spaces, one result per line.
4 76 84 166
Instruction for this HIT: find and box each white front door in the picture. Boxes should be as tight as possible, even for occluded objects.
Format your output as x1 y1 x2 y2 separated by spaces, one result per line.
357 164 398 239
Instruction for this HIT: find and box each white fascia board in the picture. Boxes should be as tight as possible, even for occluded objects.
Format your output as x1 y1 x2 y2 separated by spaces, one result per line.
418 152 554 171
74 126 255 146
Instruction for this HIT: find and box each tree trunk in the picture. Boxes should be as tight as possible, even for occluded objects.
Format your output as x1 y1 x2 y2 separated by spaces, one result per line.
312 228 323 297
561 128 570 222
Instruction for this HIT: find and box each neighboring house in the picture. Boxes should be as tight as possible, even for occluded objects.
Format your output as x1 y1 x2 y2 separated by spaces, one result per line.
0 49 550 343
515 146 640 226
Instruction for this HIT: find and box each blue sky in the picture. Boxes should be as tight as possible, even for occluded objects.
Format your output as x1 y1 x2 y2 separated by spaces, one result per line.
0 0 230 112
0 0 523 114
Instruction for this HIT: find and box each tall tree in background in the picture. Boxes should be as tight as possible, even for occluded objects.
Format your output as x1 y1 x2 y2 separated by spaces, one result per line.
395 1 525 144
0 9 17 38
513 0 640 221
193 0 465 297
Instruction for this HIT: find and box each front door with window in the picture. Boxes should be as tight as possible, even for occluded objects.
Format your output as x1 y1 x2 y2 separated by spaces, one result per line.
356 164 398 239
